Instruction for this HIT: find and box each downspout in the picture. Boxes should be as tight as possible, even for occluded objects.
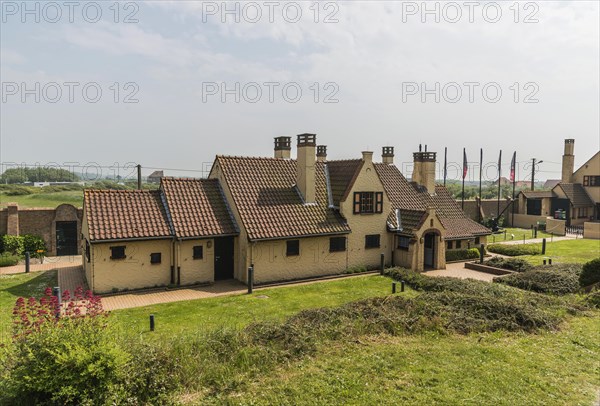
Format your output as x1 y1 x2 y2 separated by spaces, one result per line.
176 239 181 286
170 238 175 285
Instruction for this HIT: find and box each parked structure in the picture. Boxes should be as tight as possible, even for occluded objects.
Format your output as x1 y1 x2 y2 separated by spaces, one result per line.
82 135 490 293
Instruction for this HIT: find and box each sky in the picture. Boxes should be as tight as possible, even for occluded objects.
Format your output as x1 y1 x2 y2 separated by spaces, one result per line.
1 0 598 183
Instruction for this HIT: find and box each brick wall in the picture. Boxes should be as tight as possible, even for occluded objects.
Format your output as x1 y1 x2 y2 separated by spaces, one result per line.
0 204 82 256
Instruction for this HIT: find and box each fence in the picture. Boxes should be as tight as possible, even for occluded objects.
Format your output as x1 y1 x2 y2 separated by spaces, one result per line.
566 225 584 236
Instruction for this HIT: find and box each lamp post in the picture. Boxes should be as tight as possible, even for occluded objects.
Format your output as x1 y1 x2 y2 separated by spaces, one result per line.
531 159 543 191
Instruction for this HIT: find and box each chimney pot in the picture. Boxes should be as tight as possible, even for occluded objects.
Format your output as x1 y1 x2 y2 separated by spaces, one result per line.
296 133 317 203
412 148 437 195
382 146 394 164
274 136 291 159
317 145 327 162
562 139 575 183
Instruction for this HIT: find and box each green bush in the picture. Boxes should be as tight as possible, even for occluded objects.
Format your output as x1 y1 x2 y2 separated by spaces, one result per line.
22 235 46 258
0 253 20 267
483 257 533 272
1 235 24 256
493 264 582 295
584 290 600 308
487 243 541 256
445 248 481 262
579 258 600 288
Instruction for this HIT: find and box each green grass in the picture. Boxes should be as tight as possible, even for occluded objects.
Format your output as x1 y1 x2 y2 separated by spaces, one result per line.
518 239 600 265
490 227 553 243
111 275 405 338
0 191 83 208
201 316 599 405
0 270 57 342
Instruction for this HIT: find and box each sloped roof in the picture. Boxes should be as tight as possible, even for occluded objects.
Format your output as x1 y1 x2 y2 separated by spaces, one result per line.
84 189 172 242
161 178 238 238
373 163 491 240
326 159 363 206
543 179 560 189
555 183 595 208
148 170 164 178
521 190 555 199
214 156 350 241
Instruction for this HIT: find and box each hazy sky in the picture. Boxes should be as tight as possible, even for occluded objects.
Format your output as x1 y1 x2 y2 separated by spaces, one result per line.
1 1 598 182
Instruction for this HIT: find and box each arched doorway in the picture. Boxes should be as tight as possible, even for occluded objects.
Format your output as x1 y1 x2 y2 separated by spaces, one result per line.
423 232 437 269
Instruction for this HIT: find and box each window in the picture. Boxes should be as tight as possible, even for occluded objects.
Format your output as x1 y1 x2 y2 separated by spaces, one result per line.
353 192 384 214
583 176 600 186
475 237 481 245
579 207 588 218
456 241 462 249
150 253 161 264
110 246 126 260
329 237 347 252
365 234 381 249
193 245 203 260
85 240 90 263
398 236 410 251
286 240 300 256
446 241 453 250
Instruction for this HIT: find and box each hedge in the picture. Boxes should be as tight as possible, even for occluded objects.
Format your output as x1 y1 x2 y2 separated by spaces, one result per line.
483 257 533 272
580 258 600 288
445 248 481 262
0 235 46 258
0 253 20 267
487 243 541 256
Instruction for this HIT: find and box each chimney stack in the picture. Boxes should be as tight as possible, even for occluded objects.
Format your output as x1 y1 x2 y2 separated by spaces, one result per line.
561 139 575 183
296 134 317 203
317 145 327 162
412 147 437 195
274 136 292 159
382 146 394 164
362 151 373 164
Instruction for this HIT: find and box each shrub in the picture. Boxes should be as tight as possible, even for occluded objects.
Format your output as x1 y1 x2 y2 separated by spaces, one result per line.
445 248 481 262
4 186 34 196
580 258 600 288
483 257 533 272
584 290 600 308
1 235 24 256
487 243 541 256
0 253 20 267
22 235 47 258
493 265 582 295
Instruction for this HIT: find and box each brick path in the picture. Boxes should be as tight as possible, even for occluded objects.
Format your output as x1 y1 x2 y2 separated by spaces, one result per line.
58 266 88 293
424 262 496 282
0 256 82 275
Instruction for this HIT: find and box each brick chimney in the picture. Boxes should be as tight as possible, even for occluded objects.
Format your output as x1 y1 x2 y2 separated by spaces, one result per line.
382 146 394 164
561 139 575 183
274 136 291 159
297 134 317 203
412 145 436 195
317 145 327 162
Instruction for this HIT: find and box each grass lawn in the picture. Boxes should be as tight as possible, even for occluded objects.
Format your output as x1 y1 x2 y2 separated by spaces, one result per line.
0 190 83 208
518 238 600 265
490 227 553 243
201 316 600 405
111 275 407 338
0 270 57 342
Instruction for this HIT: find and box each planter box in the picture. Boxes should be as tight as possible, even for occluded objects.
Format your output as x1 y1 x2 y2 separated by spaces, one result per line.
465 262 515 276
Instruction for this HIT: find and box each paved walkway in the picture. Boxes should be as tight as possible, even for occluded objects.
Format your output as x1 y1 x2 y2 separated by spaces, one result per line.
424 261 497 282
489 235 575 245
58 266 88 293
0 256 82 275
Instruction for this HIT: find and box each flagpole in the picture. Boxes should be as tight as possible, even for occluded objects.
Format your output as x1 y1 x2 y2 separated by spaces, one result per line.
443 147 447 186
511 152 516 227
462 148 466 210
497 150 502 222
478 148 483 223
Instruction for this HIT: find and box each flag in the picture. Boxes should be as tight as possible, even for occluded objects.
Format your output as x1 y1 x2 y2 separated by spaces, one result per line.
509 152 516 182
462 148 468 179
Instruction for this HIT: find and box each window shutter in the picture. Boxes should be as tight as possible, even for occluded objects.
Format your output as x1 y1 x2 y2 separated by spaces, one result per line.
353 192 361 214
375 192 384 213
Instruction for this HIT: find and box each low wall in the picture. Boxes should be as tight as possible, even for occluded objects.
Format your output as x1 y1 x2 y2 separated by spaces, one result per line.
583 222 600 240
546 218 566 236
511 214 547 229
465 262 514 276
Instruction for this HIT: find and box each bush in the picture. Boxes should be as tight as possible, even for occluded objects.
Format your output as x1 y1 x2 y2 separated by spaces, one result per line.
584 290 600 308
1 235 24 256
483 257 533 272
580 258 600 288
0 253 20 267
493 264 582 295
22 235 46 258
487 243 541 256
4 186 34 196
445 248 481 262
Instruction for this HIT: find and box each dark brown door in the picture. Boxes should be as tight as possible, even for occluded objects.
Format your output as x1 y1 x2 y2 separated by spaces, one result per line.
424 233 435 269
56 221 78 256
214 237 234 280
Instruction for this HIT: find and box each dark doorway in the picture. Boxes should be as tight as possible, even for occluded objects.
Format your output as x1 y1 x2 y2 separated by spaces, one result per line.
424 233 436 269
56 221 78 256
526 199 542 215
551 198 571 226
214 237 234 280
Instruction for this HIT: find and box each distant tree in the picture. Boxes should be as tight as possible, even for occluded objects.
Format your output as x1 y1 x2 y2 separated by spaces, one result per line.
0 167 79 184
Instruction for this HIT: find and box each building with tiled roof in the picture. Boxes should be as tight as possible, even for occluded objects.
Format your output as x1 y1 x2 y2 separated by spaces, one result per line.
82 134 494 292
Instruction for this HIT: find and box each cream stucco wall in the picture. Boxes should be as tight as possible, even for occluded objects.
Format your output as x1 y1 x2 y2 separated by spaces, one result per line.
546 218 566 236
573 152 600 203
178 239 215 285
89 239 173 294
583 222 600 239
248 235 349 284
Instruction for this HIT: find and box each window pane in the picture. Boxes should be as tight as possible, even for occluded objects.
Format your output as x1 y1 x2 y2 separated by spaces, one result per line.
193 246 203 259
286 240 300 256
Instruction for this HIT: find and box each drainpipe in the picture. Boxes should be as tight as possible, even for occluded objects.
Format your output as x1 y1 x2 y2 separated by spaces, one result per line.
170 238 176 285
176 239 181 286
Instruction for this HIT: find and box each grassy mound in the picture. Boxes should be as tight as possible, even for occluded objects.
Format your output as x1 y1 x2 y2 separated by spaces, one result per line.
493 264 583 295
483 257 533 272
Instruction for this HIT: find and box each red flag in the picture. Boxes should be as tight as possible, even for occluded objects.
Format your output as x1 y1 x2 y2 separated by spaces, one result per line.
510 152 516 182
462 148 468 179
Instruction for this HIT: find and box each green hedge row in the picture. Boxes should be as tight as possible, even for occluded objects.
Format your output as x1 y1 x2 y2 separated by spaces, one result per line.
445 248 481 262
0 235 46 258
487 243 541 256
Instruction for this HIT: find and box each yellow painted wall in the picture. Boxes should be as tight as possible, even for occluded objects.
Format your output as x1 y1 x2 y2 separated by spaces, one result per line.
340 156 392 269
89 239 173 294
546 218 566 236
249 235 349 284
583 221 600 239
573 153 600 203
178 239 215 285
